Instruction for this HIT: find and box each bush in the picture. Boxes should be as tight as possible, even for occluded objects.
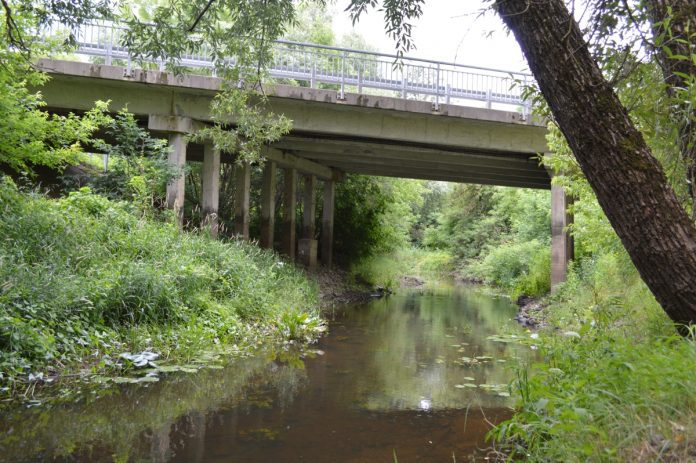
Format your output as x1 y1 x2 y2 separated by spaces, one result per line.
0 179 320 383
468 240 549 297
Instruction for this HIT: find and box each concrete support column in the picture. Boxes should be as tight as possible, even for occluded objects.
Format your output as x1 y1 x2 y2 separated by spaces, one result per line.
166 133 187 226
302 175 317 239
260 161 277 249
321 180 335 267
551 183 574 289
282 168 297 259
299 175 318 269
201 142 220 238
233 162 251 239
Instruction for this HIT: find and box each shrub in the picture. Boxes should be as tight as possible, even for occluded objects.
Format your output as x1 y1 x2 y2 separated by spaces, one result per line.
0 179 319 382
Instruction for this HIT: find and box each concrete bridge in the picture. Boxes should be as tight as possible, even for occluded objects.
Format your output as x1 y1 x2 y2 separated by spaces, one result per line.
35 57 572 287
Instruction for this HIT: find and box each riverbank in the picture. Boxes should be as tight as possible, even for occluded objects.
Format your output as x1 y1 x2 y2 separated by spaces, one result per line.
0 181 324 401
490 256 696 462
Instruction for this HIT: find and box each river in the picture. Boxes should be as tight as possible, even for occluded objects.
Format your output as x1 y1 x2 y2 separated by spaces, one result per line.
0 285 528 462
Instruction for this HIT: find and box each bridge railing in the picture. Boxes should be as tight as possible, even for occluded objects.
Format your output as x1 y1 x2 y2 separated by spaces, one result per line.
44 21 533 114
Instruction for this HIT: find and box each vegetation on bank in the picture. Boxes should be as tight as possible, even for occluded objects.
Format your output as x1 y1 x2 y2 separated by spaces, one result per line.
489 250 696 461
0 179 321 397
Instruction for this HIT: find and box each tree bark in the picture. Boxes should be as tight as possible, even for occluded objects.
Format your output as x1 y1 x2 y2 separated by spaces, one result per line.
493 0 696 328
646 0 696 214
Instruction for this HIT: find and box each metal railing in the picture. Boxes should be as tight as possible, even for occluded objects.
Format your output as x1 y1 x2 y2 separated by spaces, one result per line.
45 21 533 114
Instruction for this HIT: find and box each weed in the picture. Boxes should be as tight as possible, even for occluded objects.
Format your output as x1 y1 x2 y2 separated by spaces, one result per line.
0 179 320 394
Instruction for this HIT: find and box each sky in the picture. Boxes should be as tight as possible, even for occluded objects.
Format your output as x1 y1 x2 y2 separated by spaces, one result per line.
330 0 529 73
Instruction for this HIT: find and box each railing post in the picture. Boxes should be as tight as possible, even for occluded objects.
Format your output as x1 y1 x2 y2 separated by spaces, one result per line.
310 63 316 89
357 66 363 94
401 67 407 99
486 89 492 109
446 84 451 105
433 63 441 111
124 55 133 78
105 26 113 65
522 74 531 121
339 51 346 100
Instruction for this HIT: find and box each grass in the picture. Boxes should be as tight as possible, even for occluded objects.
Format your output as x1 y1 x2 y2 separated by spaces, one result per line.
490 251 696 462
0 178 322 397
349 247 454 289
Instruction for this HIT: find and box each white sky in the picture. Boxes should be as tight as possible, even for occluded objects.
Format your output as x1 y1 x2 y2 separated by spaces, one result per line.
331 0 528 73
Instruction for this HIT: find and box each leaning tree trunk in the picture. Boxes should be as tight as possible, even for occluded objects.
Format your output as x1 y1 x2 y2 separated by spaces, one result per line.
493 0 696 328
646 0 696 215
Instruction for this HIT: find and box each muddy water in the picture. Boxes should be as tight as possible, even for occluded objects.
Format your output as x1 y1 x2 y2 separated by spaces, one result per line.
0 286 528 462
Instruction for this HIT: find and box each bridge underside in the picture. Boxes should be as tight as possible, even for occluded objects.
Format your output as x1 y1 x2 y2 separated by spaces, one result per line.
36 59 550 190
36 59 571 286
274 134 549 189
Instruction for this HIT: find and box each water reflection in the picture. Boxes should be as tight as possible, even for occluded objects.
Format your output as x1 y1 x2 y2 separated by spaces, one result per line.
0 286 526 462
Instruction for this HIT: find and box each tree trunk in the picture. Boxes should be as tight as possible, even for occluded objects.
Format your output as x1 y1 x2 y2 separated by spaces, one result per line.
493 0 696 328
646 0 696 215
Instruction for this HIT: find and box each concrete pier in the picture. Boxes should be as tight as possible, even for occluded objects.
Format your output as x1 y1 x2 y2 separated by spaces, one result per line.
321 180 335 267
299 175 318 269
233 162 251 239
551 183 574 289
201 142 220 237
260 161 277 249
282 168 297 259
302 175 317 239
166 133 187 226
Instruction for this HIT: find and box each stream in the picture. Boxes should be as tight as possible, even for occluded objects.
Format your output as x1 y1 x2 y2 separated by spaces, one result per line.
0 285 529 462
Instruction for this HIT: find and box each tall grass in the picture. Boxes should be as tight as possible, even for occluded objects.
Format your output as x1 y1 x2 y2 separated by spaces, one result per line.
0 179 320 386
490 250 696 461
349 248 454 288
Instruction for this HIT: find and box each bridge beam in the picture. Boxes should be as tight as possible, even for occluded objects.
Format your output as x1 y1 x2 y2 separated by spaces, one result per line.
551 183 574 289
201 142 220 237
282 168 297 260
260 161 277 249
321 180 335 267
263 147 342 181
234 162 251 239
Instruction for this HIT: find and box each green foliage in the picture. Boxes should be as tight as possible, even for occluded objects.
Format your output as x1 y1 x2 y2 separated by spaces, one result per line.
283 2 335 45
422 184 550 297
491 310 695 461
121 0 295 164
0 179 319 385
0 63 108 173
494 333 696 461
190 87 292 163
469 241 550 299
488 226 696 461
345 0 424 58
350 248 453 288
333 175 425 264
85 108 173 210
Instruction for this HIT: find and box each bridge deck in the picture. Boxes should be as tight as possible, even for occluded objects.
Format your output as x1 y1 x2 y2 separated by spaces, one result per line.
36 59 550 189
